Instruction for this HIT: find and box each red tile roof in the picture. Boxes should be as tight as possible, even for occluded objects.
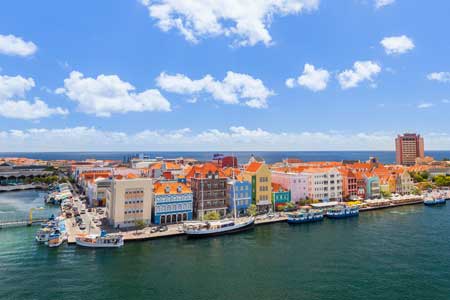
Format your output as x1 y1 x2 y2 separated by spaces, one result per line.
245 162 263 173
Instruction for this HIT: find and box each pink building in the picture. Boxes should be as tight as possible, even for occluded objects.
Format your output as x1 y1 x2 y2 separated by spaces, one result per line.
271 171 308 203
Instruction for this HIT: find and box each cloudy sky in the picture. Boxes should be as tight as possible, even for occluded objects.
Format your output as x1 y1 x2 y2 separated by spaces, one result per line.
0 0 450 151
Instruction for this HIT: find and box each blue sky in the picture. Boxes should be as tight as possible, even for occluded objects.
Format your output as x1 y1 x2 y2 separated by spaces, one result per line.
0 0 449 151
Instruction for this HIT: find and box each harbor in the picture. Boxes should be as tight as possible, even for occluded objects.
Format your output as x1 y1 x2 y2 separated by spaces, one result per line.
1 196 450 300
36 188 431 244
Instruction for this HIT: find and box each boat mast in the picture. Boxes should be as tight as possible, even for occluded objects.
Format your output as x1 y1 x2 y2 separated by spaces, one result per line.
232 152 237 220
201 178 204 221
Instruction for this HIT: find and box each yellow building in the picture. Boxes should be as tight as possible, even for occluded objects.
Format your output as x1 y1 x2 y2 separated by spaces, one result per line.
106 177 153 229
243 162 272 213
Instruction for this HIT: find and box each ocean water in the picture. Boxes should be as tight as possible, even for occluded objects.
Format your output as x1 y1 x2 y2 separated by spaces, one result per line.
1 191 450 299
1 150 450 164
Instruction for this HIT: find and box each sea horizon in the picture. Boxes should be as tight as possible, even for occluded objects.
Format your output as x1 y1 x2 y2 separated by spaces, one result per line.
1 150 450 165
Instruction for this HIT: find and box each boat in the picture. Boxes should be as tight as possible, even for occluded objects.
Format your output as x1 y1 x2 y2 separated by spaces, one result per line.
287 209 324 224
183 217 255 238
75 230 124 248
46 232 68 248
424 196 446 206
326 206 359 219
35 227 54 242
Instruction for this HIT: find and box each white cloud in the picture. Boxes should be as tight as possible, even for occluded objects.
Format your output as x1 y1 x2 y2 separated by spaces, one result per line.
0 99 68 120
0 74 35 99
156 71 274 108
0 34 37 57
140 0 319 47
375 0 395 9
337 60 381 89
417 102 433 109
56 71 171 117
442 99 450 104
2 126 450 151
427 72 450 83
285 78 295 88
286 63 329 91
0 74 67 120
380 35 415 55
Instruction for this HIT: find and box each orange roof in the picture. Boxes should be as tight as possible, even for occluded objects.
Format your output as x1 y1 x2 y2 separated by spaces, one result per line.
245 162 263 173
150 162 181 170
271 182 287 192
185 163 226 179
223 167 241 178
338 167 356 177
154 181 192 194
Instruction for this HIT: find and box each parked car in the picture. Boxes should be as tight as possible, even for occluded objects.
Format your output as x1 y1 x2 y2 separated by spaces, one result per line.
79 223 86 230
150 227 158 233
159 225 168 232
80 209 86 214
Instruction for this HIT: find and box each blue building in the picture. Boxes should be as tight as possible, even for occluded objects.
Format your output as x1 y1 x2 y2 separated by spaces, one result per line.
227 179 252 216
153 181 193 225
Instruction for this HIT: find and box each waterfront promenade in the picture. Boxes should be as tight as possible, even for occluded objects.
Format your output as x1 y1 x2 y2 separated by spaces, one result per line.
62 195 426 244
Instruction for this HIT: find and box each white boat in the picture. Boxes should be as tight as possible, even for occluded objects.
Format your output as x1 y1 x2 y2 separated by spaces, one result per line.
46 232 68 248
35 227 54 242
183 217 255 238
75 231 124 248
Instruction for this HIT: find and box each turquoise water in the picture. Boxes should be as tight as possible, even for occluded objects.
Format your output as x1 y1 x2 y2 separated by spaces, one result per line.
1 192 450 300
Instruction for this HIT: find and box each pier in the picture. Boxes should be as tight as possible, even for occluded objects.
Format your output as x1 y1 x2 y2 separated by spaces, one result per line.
0 184 46 192
0 218 47 229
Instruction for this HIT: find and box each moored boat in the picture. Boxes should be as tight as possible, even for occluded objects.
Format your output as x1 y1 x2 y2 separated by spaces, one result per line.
46 232 68 248
183 217 255 238
287 209 324 224
424 196 446 206
35 227 54 242
326 206 359 219
75 231 124 248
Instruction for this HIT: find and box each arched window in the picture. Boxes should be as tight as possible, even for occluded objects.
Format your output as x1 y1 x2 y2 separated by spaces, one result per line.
161 215 166 224
183 213 187 221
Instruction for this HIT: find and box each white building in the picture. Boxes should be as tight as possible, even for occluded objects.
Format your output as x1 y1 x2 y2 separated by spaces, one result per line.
105 177 153 229
301 167 343 202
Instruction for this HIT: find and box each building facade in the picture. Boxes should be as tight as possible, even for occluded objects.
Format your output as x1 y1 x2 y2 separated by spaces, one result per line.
395 133 425 166
271 183 291 208
271 171 307 203
105 178 153 229
339 168 358 200
187 164 228 219
243 162 272 213
301 167 343 202
227 179 252 217
395 171 414 195
153 181 193 225
365 175 381 199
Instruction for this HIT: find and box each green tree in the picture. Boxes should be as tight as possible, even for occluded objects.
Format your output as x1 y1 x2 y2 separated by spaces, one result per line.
381 190 392 198
433 175 450 187
204 211 221 220
247 204 257 216
134 219 146 230
411 187 421 195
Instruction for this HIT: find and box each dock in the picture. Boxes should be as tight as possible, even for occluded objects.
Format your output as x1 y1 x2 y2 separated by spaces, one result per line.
61 197 428 244
0 218 47 229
